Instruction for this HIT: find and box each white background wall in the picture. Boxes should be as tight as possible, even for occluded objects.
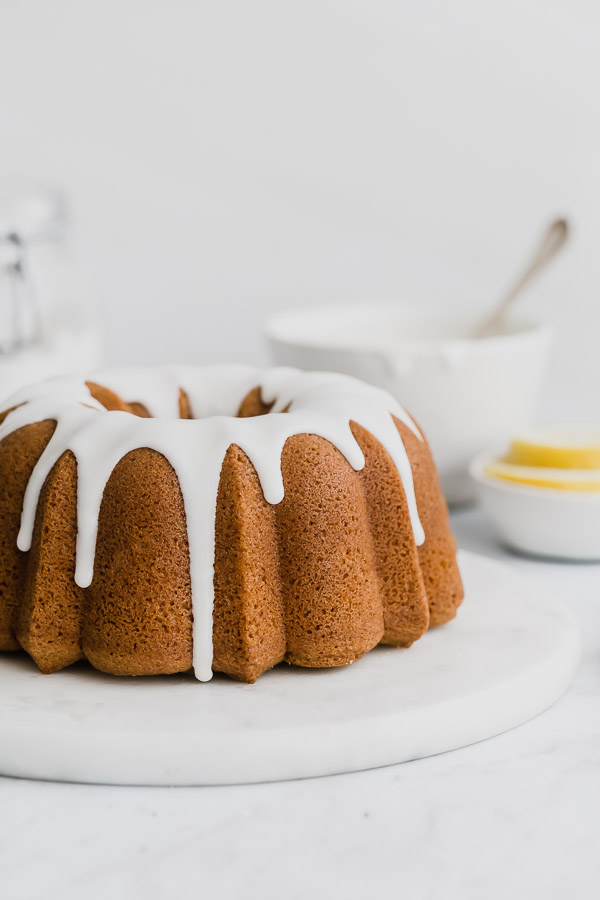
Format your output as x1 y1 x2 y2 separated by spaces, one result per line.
1 0 598 416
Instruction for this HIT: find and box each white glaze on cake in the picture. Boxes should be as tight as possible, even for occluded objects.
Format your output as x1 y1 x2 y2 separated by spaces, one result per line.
0 366 424 681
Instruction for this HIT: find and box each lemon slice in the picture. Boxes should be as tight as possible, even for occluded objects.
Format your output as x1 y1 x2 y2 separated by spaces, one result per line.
506 426 600 470
485 460 600 492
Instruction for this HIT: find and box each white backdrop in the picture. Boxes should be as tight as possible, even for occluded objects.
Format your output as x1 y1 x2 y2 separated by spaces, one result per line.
1 0 598 417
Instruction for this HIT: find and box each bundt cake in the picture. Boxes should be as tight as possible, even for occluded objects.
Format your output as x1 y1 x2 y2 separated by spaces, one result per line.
0 366 463 683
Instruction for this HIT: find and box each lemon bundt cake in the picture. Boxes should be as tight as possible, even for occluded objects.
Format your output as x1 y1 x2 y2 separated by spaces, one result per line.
0 366 463 683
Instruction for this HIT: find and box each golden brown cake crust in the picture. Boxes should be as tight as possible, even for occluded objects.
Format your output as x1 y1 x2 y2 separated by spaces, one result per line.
83 448 194 676
276 433 384 668
350 422 430 647
213 445 286 682
394 417 464 626
0 416 56 651
16 450 85 673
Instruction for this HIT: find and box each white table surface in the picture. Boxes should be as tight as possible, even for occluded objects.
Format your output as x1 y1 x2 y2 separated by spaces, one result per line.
1 507 599 900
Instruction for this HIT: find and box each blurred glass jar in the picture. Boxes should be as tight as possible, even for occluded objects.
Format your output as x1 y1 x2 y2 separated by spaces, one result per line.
0 179 100 402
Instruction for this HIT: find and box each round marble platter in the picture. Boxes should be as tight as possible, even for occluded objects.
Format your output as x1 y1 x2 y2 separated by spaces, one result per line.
0 551 581 785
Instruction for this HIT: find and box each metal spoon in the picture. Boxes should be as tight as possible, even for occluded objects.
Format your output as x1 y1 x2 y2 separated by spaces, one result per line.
472 218 569 339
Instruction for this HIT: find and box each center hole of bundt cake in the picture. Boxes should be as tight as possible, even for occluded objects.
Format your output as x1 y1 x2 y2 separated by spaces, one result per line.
236 387 275 418
87 382 275 420
86 382 160 418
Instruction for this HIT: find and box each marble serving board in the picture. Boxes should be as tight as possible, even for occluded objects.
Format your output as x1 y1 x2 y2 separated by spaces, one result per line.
0 551 580 785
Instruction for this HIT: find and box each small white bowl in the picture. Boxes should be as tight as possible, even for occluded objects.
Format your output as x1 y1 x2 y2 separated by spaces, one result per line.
265 304 553 505
470 450 600 560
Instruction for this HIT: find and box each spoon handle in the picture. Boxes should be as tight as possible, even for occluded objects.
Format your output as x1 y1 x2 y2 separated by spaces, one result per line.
474 218 569 339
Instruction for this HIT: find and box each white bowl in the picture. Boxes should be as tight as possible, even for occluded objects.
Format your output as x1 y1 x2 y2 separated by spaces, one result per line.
265 305 553 504
470 450 600 560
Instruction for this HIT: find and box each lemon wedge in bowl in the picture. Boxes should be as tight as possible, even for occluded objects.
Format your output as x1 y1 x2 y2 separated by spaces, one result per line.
484 460 600 492
506 426 600 470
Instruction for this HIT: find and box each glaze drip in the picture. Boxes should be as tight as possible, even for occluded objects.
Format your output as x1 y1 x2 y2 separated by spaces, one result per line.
0 365 424 681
